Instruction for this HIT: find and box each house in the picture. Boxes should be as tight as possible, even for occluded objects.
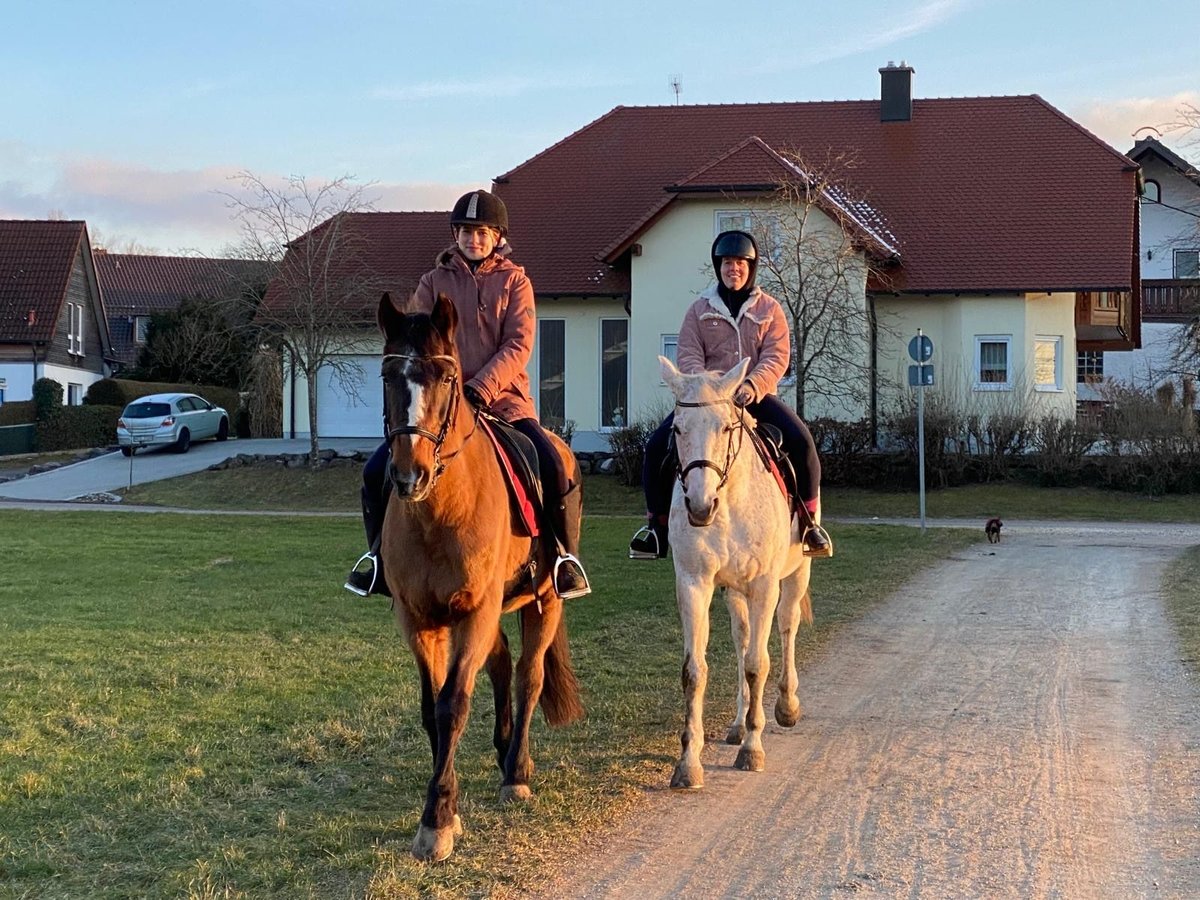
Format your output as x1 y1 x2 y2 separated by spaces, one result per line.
1097 137 1200 402
0 220 115 406
95 252 274 372
281 65 1142 448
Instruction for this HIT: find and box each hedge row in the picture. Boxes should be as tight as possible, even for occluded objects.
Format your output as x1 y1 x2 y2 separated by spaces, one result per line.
0 400 35 427
85 379 241 419
35 405 123 452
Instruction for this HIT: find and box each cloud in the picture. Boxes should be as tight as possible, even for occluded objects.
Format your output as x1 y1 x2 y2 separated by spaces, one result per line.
0 149 479 255
372 70 629 101
1071 91 1200 155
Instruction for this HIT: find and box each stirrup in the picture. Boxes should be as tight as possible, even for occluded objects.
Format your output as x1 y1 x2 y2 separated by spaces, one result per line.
553 553 592 600
628 524 662 560
344 550 379 597
802 524 834 559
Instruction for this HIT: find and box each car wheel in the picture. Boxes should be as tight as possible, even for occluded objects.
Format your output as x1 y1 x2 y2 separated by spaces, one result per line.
175 428 191 453
216 418 229 441
121 446 134 457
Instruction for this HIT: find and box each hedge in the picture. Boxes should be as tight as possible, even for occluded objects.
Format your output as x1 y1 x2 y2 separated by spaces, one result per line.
0 400 35 427
85 379 240 419
35 405 123 452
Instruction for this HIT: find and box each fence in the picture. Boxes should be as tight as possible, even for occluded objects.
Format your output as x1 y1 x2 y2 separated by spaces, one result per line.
0 424 36 456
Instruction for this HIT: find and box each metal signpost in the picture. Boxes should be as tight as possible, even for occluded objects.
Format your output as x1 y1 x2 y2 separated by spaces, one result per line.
907 330 934 533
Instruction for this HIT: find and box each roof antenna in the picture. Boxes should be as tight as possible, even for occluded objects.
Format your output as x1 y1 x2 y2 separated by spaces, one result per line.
669 74 682 106
1132 125 1162 140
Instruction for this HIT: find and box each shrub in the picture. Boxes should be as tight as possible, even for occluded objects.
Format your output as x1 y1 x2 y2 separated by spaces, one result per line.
85 378 240 421
35 405 122 451
33 378 63 420
808 417 873 486
607 418 657 486
0 400 35 426
1031 417 1099 486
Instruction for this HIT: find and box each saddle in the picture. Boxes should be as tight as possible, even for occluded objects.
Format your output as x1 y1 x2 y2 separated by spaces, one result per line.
478 413 543 538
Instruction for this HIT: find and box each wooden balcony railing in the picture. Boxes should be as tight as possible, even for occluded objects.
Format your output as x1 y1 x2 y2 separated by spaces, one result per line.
1143 279 1200 320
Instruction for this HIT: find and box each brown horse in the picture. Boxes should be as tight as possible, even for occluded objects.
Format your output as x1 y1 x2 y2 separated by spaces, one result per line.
375 291 584 862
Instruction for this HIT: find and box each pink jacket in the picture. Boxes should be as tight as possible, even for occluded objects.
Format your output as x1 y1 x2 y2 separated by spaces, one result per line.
414 245 537 422
675 284 791 403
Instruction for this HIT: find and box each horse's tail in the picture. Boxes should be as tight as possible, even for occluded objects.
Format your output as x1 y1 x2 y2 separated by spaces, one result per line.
799 586 814 627
540 614 585 727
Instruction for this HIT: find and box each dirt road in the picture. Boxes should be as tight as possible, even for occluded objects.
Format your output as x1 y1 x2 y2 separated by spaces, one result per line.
533 521 1200 899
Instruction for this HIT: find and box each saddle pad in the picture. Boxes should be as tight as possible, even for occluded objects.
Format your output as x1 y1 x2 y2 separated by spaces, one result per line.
748 425 794 509
478 416 541 538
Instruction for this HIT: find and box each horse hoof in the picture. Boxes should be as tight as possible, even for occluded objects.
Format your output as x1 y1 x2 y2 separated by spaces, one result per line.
775 696 802 728
670 761 704 790
724 724 745 745
412 821 458 863
734 747 765 772
500 784 533 804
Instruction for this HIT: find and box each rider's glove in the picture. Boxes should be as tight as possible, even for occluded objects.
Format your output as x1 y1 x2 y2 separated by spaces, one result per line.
733 383 755 408
463 384 487 410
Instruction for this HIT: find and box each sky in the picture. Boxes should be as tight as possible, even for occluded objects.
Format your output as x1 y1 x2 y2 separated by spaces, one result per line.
2 0 1197 255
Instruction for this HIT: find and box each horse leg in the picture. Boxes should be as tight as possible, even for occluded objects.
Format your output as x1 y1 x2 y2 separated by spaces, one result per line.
412 612 496 863
500 595 562 803
774 566 811 728
734 577 780 773
484 628 513 772
671 573 714 790
405 625 449 764
724 588 750 745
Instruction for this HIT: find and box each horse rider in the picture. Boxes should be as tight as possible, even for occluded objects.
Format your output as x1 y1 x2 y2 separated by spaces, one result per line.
346 189 591 601
629 229 832 559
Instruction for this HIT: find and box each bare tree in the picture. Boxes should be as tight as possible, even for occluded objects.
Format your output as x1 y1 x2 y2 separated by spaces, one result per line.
220 171 381 465
743 149 898 420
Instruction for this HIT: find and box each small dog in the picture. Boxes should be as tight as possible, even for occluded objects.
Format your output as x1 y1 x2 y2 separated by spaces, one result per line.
985 517 1003 543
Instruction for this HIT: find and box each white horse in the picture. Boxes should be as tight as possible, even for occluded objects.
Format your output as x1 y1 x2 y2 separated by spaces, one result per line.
660 356 815 789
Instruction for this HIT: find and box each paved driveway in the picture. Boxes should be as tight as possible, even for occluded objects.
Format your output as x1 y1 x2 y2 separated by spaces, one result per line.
0 438 379 501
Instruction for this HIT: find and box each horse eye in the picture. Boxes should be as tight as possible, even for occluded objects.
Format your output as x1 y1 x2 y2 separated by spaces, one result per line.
443 375 454 385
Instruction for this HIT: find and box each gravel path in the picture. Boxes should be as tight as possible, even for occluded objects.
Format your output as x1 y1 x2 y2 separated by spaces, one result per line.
531 521 1200 899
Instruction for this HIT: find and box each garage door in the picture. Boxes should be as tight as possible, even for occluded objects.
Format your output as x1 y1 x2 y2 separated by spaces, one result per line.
316 355 383 438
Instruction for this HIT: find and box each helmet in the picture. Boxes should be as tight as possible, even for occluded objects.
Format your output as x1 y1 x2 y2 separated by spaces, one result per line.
450 190 508 235
711 230 758 261
711 230 759 287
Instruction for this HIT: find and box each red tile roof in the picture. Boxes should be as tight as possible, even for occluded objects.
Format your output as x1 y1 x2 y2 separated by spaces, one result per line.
493 96 1140 296
262 211 450 321
0 219 89 342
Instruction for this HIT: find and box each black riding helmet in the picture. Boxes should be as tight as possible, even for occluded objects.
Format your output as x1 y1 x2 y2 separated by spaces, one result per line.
711 230 758 288
450 189 508 236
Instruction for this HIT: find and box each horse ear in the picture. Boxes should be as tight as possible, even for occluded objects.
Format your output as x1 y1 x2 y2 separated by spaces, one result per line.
431 293 458 343
378 292 403 338
718 358 751 395
659 355 682 393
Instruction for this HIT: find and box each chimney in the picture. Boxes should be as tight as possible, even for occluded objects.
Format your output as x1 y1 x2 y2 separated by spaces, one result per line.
879 61 915 122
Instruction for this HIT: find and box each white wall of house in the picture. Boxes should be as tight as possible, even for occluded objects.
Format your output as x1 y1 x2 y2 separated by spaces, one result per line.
1140 160 1200 277
877 292 1077 421
1099 322 1188 393
0 362 104 405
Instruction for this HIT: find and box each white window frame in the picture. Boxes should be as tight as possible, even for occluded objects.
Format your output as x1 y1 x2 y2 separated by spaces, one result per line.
659 333 678 383
1174 249 1200 279
1033 335 1063 393
134 315 151 344
66 302 84 355
67 383 83 406
1142 179 1161 203
534 317 566 425
714 209 753 236
974 335 1012 391
598 317 629 431
1076 350 1104 385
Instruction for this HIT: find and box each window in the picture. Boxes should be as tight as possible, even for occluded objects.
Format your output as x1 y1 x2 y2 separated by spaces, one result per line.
67 383 83 406
134 316 150 344
1143 179 1161 203
537 319 565 427
600 318 629 428
1094 291 1120 310
1034 336 1062 392
974 335 1011 390
1175 250 1200 279
1077 350 1104 384
715 210 753 235
661 334 678 365
66 302 84 355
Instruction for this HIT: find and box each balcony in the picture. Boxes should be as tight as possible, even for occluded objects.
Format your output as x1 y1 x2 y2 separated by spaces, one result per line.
1142 279 1200 322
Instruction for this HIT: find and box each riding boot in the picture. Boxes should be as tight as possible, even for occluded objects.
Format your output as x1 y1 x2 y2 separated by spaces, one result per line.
797 499 833 559
344 486 391 597
548 482 591 600
629 513 669 560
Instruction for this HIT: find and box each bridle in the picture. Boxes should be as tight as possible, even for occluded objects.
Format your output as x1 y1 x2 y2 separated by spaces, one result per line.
381 352 477 484
674 397 747 493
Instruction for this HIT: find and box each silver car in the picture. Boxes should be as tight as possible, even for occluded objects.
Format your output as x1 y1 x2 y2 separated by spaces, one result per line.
117 392 230 455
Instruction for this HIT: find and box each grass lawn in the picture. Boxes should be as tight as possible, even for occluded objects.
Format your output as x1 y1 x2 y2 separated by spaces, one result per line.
1165 547 1200 672
0 509 978 898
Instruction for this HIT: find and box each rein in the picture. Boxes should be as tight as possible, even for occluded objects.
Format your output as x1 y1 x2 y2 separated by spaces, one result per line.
674 397 747 492
382 352 478 485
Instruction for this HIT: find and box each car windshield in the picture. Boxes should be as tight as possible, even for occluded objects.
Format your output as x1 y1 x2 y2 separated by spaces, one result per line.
124 402 172 418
